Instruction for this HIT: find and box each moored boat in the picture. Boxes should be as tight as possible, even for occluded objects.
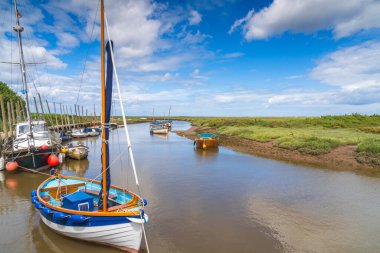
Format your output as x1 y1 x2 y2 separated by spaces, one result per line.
66 144 89 160
150 123 169 134
71 130 89 138
32 2 149 251
31 175 147 252
194 133 219 149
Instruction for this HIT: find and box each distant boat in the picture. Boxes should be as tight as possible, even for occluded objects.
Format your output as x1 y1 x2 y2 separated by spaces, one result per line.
150 122 169 134
83 128 100 137
59 131 72 141
66 144 89 160
194 133 219 149
71 129 88 138
31 1 148 251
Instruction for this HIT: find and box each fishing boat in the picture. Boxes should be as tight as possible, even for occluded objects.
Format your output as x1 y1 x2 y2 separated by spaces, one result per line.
66 144 89 160
194 133 219 149
32 1 148 252
150 123 169 134
1 2 58 171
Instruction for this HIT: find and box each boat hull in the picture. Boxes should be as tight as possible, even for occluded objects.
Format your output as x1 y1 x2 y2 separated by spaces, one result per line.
39 213 142 252
2 147 56 170
150 128 169 134
195 139 219 149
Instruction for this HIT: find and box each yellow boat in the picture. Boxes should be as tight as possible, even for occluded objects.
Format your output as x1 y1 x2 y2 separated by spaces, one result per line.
194 133 219 149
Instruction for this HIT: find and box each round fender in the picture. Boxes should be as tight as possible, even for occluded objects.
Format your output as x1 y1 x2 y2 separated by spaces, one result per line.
143 198 148 206
53 212 70 221
31 196 38 204
42 207 54 216
70 215 90 223
35 202 44 209
30 190 37 198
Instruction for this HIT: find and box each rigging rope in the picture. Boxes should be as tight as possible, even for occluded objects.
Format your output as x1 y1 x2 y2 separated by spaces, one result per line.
75 0 100 105
104 11 151 253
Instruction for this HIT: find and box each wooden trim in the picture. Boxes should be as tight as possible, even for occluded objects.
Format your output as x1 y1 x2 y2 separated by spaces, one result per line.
36 175 144 217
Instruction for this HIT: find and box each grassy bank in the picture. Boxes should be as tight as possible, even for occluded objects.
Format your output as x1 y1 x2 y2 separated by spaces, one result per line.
175 115 380 167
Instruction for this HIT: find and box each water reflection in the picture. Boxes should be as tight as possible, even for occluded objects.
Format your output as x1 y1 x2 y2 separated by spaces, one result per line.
194 147 219 162
61 159 89 177
2 122 380 253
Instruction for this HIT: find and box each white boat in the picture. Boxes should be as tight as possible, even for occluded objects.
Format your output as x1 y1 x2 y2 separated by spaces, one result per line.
150 123 169 134
1 4 58 171
32 1 149 252
71 130 89 138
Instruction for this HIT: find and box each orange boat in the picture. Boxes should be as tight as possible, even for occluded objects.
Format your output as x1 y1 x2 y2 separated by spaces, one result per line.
194 133 219 149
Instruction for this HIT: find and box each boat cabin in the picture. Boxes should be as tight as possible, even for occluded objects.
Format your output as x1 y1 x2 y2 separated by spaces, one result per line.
62 191 94 211
16 121 48 137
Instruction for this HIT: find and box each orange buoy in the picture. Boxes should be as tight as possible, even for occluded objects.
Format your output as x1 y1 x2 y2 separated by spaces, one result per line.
41 144 48 150
6 161 19 171
47 154 59 167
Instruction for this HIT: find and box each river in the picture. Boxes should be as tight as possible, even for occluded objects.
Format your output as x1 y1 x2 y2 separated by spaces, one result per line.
1 121 380 253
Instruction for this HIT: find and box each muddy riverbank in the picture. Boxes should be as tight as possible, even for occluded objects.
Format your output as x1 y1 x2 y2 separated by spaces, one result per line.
175 126 379 176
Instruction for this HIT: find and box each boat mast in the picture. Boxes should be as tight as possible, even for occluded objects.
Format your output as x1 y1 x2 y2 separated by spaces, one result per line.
100 0 107 212
13 0 32 131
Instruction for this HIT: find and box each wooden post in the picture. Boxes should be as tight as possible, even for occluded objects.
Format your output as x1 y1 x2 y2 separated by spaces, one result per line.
45 100 53 128
10 100 16 126
0 96 7 139
52 102 58 126
70 106 75 126
38 93 45 123
18 100 26 121
33 97 39 120
16 101 21 122
59 103 64 127
7 102 12 137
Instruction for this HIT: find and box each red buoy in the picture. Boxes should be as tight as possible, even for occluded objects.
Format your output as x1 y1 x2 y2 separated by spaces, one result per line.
47 154 59 167
6 161 19 171
41 144 48 150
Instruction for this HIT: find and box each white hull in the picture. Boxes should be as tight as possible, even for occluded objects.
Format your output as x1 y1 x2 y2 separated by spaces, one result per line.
71 132 89 138
39 214 143 252
150 128 169 134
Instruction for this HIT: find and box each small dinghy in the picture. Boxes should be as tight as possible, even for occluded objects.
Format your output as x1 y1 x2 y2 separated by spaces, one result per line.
194 133 219 149
66 144 89 160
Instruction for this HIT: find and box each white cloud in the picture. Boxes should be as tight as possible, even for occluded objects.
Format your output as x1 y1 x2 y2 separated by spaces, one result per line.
310 41 380 91
222 52 244 59
231 0 380 40
56 32 80 48
189 10 202 25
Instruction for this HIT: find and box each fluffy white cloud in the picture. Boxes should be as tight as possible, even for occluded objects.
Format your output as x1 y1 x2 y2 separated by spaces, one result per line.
189 10 202 25
310 41 380 91
231 0 380 40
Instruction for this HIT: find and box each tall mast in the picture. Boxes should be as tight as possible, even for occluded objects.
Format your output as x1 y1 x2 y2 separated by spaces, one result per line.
100 0 107 212
13 0 32 131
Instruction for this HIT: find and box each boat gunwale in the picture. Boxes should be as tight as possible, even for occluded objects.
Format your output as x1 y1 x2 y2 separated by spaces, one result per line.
37 174 145 217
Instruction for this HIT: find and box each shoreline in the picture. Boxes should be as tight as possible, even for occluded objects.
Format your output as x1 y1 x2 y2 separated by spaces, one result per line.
175 126 380 177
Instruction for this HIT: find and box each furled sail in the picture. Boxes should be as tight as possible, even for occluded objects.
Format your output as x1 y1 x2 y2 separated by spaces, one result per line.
98 40 114 209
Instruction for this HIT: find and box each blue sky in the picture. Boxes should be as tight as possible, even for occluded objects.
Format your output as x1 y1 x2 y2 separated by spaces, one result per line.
1 0 380 116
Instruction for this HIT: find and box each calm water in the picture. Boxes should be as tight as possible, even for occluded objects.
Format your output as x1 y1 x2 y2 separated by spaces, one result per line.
1 121 380 253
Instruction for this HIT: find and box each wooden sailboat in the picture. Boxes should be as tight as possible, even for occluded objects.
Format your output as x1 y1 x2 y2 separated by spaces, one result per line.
32 1 148 252
194 133 219 149
2 0 57 171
